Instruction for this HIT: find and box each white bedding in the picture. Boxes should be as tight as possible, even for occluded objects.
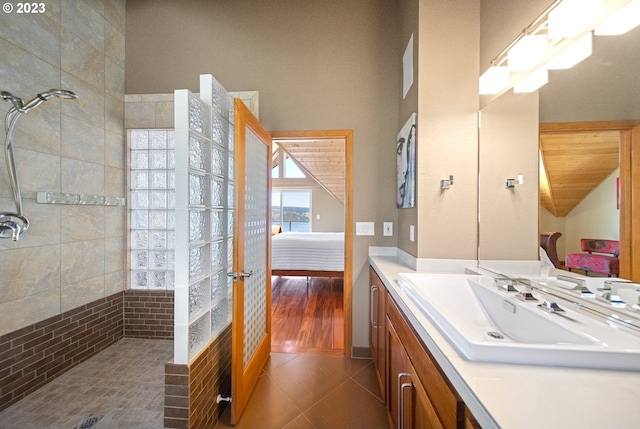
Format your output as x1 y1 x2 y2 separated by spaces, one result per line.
271 232 344 271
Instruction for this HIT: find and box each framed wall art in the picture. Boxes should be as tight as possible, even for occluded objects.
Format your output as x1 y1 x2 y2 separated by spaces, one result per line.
397 113 416 208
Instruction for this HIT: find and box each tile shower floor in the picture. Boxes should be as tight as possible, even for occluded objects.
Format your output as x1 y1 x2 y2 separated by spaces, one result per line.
0 339 390 429
0 338 173 429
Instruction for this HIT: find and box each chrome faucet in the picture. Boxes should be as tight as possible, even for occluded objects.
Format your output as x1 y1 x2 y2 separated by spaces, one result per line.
537 299 565 313
494 277 518 292
0 213 29 241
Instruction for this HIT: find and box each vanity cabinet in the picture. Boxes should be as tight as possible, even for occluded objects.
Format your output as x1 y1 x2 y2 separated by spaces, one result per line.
388 316 443 429
370 267 387 398
370 267 480 429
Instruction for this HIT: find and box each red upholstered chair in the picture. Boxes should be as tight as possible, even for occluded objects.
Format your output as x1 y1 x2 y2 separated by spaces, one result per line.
565 239 619 277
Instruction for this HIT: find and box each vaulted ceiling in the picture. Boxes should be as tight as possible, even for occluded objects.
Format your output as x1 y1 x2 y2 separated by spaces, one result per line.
539 129 619 217
275 139 346 205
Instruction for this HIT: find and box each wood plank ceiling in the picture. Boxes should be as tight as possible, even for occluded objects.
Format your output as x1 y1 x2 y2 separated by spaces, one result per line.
539 130 620 217
275 139 345 204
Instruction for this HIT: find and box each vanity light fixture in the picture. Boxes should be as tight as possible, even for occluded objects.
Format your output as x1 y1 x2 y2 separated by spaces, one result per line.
478 0 633 95
547 32 593 69
548 0 603 41
595 0 640 35
513 67 548 93
440 175 454 190
507 34 548 71
479 66 510 95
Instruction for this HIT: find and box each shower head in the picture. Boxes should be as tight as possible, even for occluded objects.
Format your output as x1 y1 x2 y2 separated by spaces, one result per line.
20 89 78 112
39 89 78 100
1 91 24 110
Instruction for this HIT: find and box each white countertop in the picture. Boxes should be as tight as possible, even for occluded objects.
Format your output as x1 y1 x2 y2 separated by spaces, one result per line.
369 254 640 429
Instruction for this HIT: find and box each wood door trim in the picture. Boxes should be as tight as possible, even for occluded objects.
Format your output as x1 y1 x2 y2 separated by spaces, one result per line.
271 129 353 356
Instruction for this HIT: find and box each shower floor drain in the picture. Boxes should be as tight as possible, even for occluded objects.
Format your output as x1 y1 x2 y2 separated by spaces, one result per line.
73 415 104 429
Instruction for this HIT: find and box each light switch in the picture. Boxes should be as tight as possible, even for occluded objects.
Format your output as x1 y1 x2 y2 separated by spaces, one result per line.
410 225 415 242
383 222 393 236
356 222 375 236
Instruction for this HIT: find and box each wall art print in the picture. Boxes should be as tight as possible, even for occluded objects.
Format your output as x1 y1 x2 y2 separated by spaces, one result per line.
397 113 416 208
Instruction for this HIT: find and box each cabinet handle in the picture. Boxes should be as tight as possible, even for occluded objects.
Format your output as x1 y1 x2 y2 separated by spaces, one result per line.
397 372 411 429
370 285 378 327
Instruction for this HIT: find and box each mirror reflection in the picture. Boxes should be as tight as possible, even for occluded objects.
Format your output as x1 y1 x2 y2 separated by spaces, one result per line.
478 23 640 326
539 24 640 265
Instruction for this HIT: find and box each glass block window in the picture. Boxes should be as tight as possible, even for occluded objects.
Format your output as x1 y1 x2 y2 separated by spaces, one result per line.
129 129 175 290
173 75 235 364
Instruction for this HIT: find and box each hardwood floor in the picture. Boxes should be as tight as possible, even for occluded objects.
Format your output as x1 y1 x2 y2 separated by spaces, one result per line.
271 276 344 355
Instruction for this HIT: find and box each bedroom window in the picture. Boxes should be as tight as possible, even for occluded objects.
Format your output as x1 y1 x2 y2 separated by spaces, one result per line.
272 190 311 232
272 144 307 179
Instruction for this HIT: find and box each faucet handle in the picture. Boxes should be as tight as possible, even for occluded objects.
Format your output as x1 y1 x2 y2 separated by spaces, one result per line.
515 285 538 301
617 288 640 310
494 278 518 292
537 299 565 313
0 213 29 241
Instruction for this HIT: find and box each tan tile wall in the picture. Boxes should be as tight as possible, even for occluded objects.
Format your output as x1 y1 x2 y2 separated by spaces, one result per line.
164 325 232 429
125 94 175 129
0 292 124 412
0 0 127 337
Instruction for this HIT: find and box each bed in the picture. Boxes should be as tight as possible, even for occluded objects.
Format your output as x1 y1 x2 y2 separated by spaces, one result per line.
271 232 344 277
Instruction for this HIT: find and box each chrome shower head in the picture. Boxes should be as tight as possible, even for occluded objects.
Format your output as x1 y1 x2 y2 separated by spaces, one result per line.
21 89 78 112
1 91 24 110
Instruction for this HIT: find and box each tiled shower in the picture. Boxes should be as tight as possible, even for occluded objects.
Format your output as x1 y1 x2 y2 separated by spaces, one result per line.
0 0 246 426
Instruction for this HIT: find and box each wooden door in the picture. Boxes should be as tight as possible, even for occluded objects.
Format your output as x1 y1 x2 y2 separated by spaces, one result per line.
230 99 272 424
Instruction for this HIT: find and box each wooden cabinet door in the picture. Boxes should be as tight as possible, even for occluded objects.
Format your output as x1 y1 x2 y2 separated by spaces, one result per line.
370 267 386 397
387 316 409 429
388 317 443 429
408 362 444 429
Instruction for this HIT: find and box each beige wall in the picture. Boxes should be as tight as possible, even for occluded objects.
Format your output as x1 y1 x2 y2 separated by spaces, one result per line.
396 0 419 256
126 0 400 349
414 0 480 260
0 0 126 336
564 169 620 255
311 188 345 232
478 91 539 260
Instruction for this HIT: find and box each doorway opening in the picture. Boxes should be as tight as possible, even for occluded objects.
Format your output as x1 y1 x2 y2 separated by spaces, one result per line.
269 130 353 355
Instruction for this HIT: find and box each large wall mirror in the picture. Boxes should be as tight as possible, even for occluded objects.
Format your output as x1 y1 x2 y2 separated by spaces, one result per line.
478 23 640 273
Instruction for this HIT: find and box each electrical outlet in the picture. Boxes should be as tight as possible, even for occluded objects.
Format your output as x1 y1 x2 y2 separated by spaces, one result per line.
383 222 393 236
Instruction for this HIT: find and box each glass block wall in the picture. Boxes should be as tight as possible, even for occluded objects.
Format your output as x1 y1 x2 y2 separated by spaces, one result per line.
129 129 176 290
173 75 235 364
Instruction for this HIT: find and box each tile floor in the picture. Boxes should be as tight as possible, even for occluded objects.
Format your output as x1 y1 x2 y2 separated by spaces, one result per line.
215 353 390 429
0 339 390 429
0 338 173 429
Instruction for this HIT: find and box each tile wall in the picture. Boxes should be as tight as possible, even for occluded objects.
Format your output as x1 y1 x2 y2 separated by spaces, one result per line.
0 0 127 337
164 325 232 429
123 290 174 339
0 293 123 411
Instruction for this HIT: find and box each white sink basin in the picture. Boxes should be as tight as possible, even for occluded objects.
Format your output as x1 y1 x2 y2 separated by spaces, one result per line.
397 273 640 370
